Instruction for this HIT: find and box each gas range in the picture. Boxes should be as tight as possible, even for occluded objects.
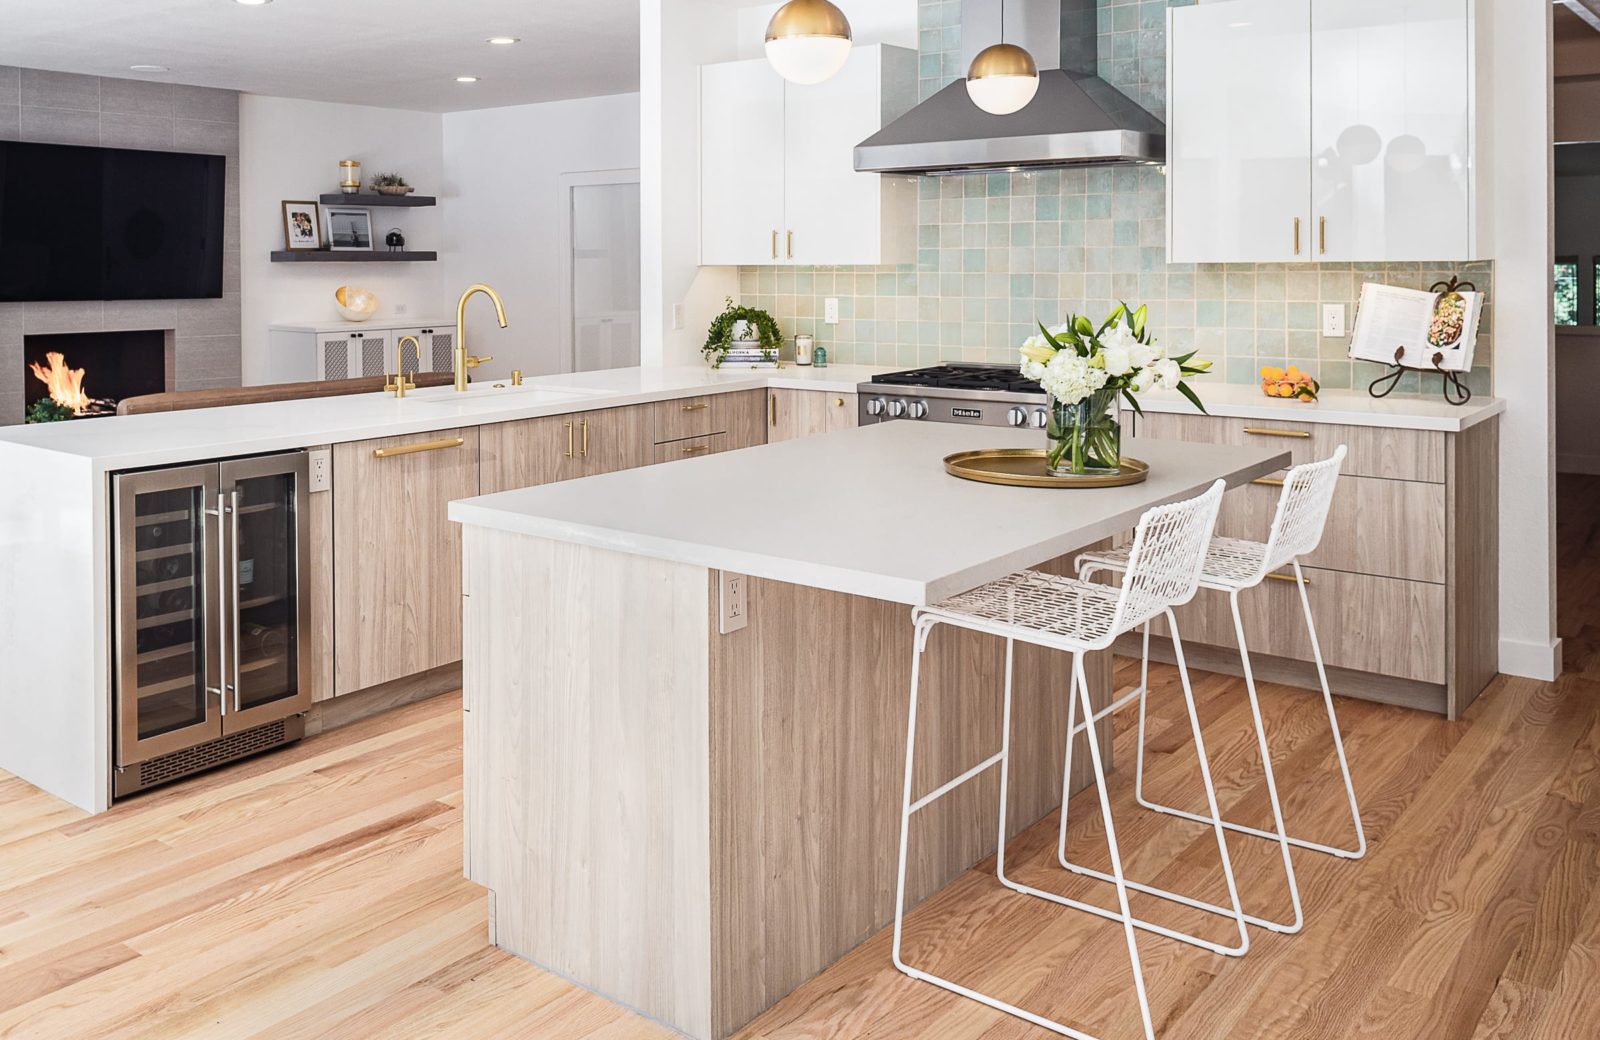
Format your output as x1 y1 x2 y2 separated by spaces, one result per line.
857 363 1050 429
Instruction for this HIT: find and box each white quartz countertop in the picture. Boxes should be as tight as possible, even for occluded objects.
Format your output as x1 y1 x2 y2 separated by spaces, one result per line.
1128 383 1503 432
0 364 886 472
448 421 1291 605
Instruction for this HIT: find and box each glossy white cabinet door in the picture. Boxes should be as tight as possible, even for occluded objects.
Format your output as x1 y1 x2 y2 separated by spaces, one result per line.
1167 0 1312 264
1311 0 1473 260
700 59 786 266
784 46 886 265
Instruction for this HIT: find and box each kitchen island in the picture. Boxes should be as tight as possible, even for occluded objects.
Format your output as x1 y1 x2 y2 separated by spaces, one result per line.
448 421 1290 1040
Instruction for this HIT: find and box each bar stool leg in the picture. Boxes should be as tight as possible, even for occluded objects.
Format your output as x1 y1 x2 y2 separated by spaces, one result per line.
1295 559 1367 859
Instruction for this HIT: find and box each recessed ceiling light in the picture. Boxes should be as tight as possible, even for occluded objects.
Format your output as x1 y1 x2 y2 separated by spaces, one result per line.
486 36 520 45
129 64 170 73
235 0 273 6
456 76 480 83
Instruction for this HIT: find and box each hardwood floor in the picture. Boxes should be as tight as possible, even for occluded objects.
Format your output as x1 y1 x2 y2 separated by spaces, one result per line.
3 476 1599 1038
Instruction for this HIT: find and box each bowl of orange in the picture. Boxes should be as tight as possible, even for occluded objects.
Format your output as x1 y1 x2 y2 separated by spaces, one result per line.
1260 365 1319 402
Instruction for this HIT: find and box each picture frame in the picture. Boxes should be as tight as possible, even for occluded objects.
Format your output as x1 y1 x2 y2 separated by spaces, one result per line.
324 207 374 252
280 200 322 251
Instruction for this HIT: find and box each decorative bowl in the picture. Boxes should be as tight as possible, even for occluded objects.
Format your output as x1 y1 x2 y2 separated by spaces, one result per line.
374 184 414 197
334 285 379 322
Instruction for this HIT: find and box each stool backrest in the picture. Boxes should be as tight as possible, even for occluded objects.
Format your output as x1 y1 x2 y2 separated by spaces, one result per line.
1259 445 1346 575
1113 479 1226 634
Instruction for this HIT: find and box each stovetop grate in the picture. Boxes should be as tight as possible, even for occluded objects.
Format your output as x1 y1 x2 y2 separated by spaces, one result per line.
870 363 1044 395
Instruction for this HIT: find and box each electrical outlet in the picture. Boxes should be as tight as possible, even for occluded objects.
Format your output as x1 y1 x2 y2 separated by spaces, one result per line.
718 570 748 634
307 448 331 493
824 297 839 325
394 303 409 315
672 303 685 330
1322 303 1347 338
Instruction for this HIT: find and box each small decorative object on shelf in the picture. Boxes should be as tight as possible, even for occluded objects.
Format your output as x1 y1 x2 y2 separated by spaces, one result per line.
384 228 406 252
1020 302 1210 476
702 297 782 368
1260 364 1320 402
334 285 378 322
338 159 361 194
325 207 374 251
794 333 814 365
371 172 414 197
280 200 322 251
812 341 827 367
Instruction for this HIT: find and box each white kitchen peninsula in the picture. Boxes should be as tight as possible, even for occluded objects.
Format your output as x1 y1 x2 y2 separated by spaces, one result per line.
448 422 1290 1040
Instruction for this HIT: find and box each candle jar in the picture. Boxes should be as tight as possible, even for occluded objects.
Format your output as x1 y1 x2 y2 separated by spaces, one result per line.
338 159 361 194
794 334 814 365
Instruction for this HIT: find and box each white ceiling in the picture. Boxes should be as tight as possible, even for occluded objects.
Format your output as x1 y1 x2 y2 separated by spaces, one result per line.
0 0 641 112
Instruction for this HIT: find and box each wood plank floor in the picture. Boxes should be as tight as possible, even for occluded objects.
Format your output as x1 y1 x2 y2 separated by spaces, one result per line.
3 474 1599 1039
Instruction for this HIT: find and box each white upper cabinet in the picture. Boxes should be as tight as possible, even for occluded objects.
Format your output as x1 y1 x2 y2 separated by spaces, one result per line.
1168 0 1478 263
1167 0 1312 264
700 45 917 267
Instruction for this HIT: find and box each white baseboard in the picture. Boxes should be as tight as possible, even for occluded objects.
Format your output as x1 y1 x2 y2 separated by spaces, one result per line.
1499 636 1564 682
1558 452 1600 475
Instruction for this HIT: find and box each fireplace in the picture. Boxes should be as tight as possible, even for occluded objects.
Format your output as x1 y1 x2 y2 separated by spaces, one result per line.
23 330 170 423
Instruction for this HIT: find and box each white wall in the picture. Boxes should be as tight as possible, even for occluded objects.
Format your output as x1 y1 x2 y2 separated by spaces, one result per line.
442 93 642 379
239 95 446 385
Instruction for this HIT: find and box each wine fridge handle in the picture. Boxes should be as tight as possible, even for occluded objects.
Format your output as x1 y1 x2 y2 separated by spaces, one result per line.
207 490 229 716
229 487 242 715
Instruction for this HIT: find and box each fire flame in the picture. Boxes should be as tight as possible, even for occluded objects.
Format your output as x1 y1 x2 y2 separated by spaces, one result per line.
29 352 92 414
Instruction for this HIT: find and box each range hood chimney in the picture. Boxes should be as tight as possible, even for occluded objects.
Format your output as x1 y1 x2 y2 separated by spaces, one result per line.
854 0 1165 175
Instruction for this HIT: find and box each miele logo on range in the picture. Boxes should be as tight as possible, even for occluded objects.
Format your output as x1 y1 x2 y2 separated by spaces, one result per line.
951 407 983 419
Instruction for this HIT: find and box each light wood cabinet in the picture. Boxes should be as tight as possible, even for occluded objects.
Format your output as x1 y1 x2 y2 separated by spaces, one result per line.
479 404 649 496
332 428 480 697
768 389 857 442
700 46 917 267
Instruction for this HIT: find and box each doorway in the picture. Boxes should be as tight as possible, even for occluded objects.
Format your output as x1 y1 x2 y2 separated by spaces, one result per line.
560 170 641 373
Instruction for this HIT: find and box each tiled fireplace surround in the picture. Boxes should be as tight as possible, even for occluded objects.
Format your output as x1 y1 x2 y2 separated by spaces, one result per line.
0 66 242 424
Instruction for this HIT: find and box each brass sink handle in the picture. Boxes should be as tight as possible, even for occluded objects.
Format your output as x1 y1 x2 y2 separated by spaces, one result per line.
387 336 420 398
512 369 523 386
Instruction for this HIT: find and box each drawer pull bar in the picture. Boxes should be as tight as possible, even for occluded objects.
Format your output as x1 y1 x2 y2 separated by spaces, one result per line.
565 421 574 458
682 443 710 455
680 402 709 412
1243 427 1311 439
1251 477 1285 488
1265 571 1311 586
373 436 464 459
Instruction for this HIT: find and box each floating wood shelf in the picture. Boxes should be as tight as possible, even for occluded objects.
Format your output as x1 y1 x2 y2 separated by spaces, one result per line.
318 192 436 207
269 250 437 263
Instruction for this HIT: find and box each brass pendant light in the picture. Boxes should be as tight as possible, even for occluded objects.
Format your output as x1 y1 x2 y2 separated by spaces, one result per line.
966 4 1039 115
765 0 853 85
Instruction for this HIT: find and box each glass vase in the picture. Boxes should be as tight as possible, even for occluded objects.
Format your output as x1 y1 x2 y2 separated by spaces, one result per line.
1045 388 1121 476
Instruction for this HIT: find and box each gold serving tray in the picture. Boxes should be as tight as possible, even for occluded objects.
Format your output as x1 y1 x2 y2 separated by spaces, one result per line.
943 448 1149 489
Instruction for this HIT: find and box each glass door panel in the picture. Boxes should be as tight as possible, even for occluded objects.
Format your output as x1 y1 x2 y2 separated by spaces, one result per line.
570 180 641 372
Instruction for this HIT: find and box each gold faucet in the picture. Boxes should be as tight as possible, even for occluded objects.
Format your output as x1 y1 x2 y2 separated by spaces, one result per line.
386 335 419 398
454 283 506 391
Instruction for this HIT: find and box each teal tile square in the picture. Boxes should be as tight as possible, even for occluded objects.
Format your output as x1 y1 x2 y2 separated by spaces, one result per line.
919 224 940 248
898 272 919 295
963 198 986 223
987 172 1010 196
876 273 898 296
1287 302 1318 330
1036 195 1060 220
1226 301 1255 329
1086 195 1112 219
1011 223 1034 246
1011 274 1034 298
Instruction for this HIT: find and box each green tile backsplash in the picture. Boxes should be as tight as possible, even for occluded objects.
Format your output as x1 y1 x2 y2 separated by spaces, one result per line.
736 0 1492 395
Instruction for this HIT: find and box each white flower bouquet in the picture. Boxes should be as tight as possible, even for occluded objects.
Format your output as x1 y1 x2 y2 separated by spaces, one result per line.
1020 303 1210 475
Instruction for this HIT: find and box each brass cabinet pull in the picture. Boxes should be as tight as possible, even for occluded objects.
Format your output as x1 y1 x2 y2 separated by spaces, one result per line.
786 229 794 259
1293 217 1301 256
771 229 778 260
1242 426 1311 439
581 419 590 457
1319 215 1327 255
681 401 709 412
1266 571 1311 586
770 394 777 426
1251 477 1285 487
834 397 844 406
682 443 710 455
372 436 464 459
565 421 574 458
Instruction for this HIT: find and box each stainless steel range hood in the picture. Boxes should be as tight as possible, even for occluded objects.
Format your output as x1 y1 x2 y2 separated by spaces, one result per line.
854 0 1165 175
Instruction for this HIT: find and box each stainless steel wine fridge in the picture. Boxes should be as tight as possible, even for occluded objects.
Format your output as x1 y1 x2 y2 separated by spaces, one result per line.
111 452 312 798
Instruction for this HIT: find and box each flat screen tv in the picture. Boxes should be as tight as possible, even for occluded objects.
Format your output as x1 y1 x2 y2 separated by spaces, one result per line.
0 140 226 302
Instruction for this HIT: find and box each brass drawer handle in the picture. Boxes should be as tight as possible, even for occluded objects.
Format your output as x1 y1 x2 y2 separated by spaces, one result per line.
1243 427 1311 439
680 402 709 412
770 394 777 426
1293 217 1301 256
786 229 794 259
682 443 710 455
1266 571 1311 586
1251 477 1285 487
834 398 844 406
372 436 464 459
565 421 574 458
771 229 778 260
581 418 590 457
1319 215 1327 255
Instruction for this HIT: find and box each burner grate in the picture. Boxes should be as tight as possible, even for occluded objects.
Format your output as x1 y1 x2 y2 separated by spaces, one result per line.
872 364 1044 395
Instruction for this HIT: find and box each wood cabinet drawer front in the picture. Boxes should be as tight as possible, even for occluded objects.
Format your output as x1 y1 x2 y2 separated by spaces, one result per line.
1163 567 1445 684
652 432 728 465
1219 476 1446 583
1135 411 1444 483
653 395 726 443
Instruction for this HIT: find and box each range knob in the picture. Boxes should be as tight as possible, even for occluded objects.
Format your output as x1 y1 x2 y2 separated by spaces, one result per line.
1031 408 1048 429
1007 406 1028 428
906 400 928 419
887 399 906 418
866 398 885 416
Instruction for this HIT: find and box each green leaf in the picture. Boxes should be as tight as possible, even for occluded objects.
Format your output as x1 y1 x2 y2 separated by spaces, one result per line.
1131 304 1148 337
1174 380 1208 415
1074 315 1094 337
1120 388 1144 415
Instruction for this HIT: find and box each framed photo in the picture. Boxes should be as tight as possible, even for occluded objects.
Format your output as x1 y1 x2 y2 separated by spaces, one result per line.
324 207 374 251
280 200 322 251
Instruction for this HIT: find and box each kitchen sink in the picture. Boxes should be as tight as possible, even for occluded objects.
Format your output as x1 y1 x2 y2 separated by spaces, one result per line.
399 383 616 407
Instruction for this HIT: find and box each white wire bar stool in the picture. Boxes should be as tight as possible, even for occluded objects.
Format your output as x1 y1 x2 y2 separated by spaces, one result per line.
1073 445 1366 939
891 480 1239 1040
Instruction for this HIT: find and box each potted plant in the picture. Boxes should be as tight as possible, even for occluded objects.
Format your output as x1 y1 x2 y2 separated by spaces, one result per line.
702 297 783 368
1020 303 1210 476
370 172 414 197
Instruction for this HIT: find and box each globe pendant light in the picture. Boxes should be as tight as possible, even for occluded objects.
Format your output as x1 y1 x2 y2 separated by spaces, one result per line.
965 4 1038 116
765 0 853 85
